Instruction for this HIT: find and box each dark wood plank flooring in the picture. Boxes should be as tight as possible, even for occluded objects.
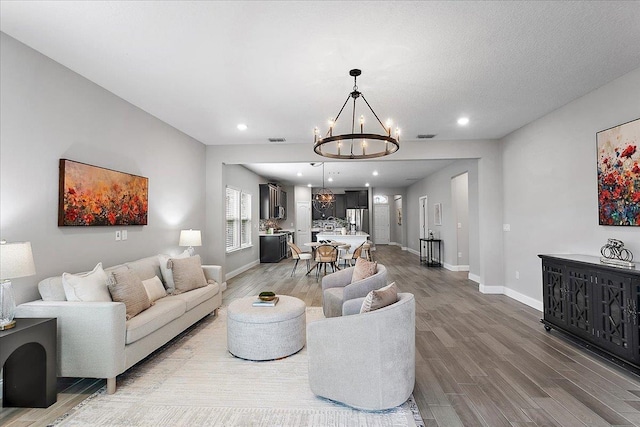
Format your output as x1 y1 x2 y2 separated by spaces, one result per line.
3 245 640 426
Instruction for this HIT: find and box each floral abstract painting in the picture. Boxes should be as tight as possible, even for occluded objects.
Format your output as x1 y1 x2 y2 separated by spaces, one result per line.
59 159 148 226
597 118 640 226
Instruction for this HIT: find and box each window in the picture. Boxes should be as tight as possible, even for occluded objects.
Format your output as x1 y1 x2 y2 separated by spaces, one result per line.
373 195 388 204
226 187 252 252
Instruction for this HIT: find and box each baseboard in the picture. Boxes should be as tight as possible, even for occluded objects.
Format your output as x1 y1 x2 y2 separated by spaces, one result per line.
479 284 504 294
407 248 420 256
401 246 408 251
226 259 260 281
444 263 470 272
503 287 543 312
468 273 481 283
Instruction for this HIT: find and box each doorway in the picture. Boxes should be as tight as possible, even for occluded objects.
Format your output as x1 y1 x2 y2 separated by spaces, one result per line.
373 204 390 244
295 201 311 251
419 196 428 239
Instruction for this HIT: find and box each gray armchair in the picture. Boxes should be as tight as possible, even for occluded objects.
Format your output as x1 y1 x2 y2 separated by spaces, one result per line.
307 292 416 410
321 264 388 318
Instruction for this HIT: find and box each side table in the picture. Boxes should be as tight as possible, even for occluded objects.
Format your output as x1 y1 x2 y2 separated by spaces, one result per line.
419 238 442 267
0 318 57 407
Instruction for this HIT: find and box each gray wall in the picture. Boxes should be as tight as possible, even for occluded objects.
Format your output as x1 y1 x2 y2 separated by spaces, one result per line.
501 66 640 308
224 165 261 275
406 159 480 278
0 34 207 304
452 172 470 266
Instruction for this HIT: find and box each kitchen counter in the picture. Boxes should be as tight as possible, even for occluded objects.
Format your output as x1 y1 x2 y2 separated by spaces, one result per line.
316 232 369 253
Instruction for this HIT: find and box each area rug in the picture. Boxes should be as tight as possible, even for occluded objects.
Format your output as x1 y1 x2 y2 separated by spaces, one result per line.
53 307 424 427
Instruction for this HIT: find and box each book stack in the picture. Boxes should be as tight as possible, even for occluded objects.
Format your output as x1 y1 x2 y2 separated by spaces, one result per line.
253 296 279 307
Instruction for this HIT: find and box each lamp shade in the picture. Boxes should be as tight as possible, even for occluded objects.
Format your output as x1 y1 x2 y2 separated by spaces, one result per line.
0 241 36 280
179 230 202 247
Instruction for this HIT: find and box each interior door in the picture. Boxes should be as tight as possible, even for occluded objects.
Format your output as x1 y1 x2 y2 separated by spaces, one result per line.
373 204 390 244
296 201 311 252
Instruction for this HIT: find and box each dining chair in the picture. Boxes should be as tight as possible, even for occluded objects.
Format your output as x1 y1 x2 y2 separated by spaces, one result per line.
315 244 339 279
337 244 351 267
288 242 312 277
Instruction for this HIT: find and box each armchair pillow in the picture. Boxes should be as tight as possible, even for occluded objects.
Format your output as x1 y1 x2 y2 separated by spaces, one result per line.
108 270 151 320
62 262 112 302
170 255 208 294
351 257 377 282
360 281 398 313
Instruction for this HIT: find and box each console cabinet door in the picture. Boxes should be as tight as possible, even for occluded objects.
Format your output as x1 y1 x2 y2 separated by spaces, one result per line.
593 271 635 361
542 260 567 328
565 265 593 340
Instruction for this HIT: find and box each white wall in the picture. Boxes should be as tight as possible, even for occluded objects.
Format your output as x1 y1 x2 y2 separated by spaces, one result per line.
0 34 207 304
451 172 469 267
501 67 640 309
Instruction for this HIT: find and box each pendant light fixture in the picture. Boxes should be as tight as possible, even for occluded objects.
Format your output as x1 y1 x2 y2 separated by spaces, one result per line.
312 163 335 213
314 69 400 159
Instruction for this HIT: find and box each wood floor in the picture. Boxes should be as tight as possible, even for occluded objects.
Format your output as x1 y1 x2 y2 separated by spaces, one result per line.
3 245 640 426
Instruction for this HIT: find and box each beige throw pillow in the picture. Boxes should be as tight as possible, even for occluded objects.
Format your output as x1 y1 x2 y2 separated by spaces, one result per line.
351 257 378 282
360 282 398 313
158 250 190 293
142 275 167 302
170 255 207 294
108 270 151 320
62 262 112 302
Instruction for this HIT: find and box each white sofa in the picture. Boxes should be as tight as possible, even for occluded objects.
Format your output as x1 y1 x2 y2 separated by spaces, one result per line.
15 254 226 394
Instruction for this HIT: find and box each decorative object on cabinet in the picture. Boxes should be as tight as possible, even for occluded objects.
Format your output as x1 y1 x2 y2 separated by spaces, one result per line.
0 240 36 330
539 254 640 373
312 163 335 213
596 118 640 226
600 238 635 269
313 69 400 160
59 159 148 226
179 229 202 256
434 203 442 226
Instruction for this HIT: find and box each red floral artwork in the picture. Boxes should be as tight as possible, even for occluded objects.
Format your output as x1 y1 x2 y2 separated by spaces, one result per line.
59 159 148 226
597 119 640 226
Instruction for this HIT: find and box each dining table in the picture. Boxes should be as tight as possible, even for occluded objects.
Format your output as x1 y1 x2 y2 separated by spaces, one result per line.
303 241 348 276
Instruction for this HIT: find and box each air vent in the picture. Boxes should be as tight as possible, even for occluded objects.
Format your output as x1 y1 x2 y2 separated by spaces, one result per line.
417 134 437 139
268 137 287 143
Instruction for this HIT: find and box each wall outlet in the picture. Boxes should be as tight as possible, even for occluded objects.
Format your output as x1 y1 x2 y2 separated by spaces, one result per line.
457 223 462 229
115 230 121 241
458 252 463 258
503 224 511 232
122 230 128 240
515 271 520 279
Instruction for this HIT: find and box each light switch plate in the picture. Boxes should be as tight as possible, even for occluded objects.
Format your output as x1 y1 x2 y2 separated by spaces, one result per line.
115 230 121 241
122 230 128 240
503 224 511 232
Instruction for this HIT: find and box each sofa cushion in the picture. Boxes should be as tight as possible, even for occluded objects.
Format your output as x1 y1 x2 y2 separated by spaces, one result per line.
108 270 152 320
38 276 67 301
323 287 345 318
142 275 167 303
158 250 190 293
125 297 186 344
171 283 220 312
360 282 398 313
352 257 378 282
170 255 207 294
62 263 112 302
126 256 162 281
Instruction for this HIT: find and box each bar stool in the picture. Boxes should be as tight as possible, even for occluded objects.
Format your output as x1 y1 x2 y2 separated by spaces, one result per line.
341 243 364 267
337 244 351 267
362 241 373 262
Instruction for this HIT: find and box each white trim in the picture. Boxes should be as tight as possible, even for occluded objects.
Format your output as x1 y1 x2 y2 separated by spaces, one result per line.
407 248 420 256
468 273 481 283
443 263 470 272
479 284 503 294
225 259 260 281
503 287 543 312
401 246 408 251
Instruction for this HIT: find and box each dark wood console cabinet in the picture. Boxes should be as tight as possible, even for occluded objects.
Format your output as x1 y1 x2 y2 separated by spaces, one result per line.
539 254 640 371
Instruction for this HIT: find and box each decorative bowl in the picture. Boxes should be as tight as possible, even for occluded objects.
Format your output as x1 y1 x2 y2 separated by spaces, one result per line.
259 291 276 301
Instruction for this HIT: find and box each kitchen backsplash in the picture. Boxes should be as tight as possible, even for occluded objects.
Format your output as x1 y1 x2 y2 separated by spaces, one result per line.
312 218 348 229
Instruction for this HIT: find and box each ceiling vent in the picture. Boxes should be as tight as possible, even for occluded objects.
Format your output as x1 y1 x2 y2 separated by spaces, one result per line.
268 137 287 143
417 134 437 139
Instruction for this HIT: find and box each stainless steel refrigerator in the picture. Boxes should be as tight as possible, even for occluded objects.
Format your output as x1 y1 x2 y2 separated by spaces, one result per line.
346 209 369 233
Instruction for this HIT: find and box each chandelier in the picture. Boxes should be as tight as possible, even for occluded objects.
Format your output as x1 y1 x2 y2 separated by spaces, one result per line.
314 69 400 159
312 163 334 213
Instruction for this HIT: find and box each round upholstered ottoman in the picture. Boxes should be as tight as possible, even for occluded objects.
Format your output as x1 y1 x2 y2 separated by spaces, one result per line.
227 295 306 361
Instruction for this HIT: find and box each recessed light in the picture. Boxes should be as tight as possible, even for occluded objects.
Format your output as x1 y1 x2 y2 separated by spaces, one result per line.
237 123 248 131
297 172 302 177
372 171 379 176
365 183 370 187
457 117 469 126
307 183 312 187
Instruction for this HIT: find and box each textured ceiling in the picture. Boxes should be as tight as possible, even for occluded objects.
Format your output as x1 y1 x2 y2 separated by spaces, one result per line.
2 1 640 187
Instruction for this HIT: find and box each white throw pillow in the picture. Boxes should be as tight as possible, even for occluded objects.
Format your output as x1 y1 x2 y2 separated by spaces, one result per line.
360 282 398 313
142 275 167 302
158 250 190 293
62 262 112 302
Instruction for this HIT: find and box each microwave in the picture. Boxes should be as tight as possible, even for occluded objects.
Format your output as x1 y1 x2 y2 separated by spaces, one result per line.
275 206 285 219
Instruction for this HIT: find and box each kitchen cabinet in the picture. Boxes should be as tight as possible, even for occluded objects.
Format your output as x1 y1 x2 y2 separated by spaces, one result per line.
260 234 288 263
539 254 640 371
345 190 368 209
334 194 346 218
260 184 286 219
312 203 333 220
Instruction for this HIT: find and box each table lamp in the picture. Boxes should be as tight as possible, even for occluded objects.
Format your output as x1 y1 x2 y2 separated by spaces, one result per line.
179 229 202 256
0 240 36 330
